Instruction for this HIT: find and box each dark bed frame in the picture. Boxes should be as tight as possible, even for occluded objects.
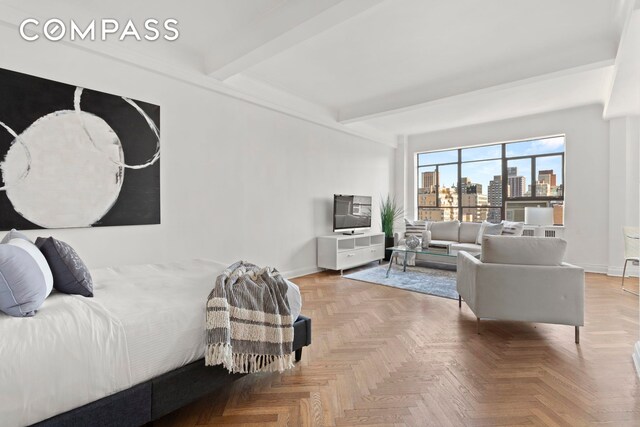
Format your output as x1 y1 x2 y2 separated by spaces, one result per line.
32 315 312 427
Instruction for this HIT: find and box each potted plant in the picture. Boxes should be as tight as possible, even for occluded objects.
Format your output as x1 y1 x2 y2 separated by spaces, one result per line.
379 195 403 261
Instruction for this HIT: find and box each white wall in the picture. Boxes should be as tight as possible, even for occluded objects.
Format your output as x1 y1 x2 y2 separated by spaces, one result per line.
405 105 611 272
608 117 640 276
0 27 394 277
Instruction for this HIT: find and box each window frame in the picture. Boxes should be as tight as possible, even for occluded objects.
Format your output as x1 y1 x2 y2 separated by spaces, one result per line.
416 136 565 223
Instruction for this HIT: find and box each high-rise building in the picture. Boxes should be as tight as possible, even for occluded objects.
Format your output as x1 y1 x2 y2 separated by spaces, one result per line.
538 169 557 187
460 177 483 195
529 181 550 197
487 175 503 223
508 176 526 197
421 171 437 193
507 167 526 197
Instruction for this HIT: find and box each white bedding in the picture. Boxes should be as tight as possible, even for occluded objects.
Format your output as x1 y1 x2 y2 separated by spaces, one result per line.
0 259 302 427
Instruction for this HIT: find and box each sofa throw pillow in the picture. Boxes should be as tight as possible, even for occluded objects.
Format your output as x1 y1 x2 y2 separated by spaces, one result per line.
0 239 54 317
36 237 93 297
404 219 427 237
1 229 30 244
501 221 524 236
476 221 503 244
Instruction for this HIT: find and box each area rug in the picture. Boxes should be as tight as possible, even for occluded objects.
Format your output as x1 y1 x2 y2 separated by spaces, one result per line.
344 264 458 300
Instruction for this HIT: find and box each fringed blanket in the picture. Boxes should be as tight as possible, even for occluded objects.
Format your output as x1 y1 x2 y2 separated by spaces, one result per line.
205 261 295 373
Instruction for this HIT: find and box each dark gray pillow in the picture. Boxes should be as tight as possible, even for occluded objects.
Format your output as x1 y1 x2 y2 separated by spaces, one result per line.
36 237 93 297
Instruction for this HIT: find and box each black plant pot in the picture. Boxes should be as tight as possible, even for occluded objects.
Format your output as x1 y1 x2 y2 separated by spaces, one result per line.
384 236 395 261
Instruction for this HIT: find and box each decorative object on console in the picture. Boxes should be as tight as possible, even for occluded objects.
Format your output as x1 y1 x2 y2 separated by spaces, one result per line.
36 237 93 297
379 195 403 260
524 207 554 226
0 67 160 230
0 235 53 317
405 235 420 249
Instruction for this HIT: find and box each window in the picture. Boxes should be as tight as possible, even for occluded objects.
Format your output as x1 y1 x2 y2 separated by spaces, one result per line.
416 136 565 225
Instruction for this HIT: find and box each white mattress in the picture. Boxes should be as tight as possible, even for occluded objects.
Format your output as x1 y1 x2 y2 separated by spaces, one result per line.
0 259 302 427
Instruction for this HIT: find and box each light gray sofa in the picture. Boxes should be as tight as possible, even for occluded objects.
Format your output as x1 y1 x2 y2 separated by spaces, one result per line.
394 220 483 264
457 235 585 343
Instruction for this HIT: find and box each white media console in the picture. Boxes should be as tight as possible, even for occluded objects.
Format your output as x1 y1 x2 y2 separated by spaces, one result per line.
317 232 385 274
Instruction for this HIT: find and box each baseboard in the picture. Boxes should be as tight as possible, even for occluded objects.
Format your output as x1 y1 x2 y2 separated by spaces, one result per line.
574 263 609 274
283 266 323 279
570 262 639 277
607 265 640 277
633 341 640 379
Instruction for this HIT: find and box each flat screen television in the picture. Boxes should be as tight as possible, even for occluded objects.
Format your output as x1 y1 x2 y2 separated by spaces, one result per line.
333 195 372 233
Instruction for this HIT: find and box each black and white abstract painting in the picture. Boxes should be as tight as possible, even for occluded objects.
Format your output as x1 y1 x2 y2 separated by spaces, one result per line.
0 67 160 230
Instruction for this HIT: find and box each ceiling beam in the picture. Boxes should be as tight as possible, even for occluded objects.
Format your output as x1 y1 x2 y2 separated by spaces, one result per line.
205 0 385 80
339 60 615 125
603 2 640 118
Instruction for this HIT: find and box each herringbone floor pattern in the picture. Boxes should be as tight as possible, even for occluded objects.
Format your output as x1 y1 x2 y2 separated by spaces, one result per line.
154 266 640 426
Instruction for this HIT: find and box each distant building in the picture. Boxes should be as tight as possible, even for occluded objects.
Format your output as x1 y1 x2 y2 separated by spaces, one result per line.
529 181 550 197
487 175 503 223
538 169 557 187
507 167 526 197
421 171 437 193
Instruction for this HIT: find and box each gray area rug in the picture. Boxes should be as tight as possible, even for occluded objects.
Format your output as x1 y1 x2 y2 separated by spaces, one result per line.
344 264 458 300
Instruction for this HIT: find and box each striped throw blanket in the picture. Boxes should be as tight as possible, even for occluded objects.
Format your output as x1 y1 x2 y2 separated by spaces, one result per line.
205 261 295 374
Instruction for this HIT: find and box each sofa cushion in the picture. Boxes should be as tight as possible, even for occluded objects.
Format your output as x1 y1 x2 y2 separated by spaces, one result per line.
501 221 524 236
450 242 482 253
430 220 459 241
459 222 481 243
481 236 567 266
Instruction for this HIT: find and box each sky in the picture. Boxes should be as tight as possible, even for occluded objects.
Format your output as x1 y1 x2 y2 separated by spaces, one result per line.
418 136 565 194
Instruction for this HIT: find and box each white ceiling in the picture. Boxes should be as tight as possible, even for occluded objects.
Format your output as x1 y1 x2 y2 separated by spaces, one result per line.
0 0 637 143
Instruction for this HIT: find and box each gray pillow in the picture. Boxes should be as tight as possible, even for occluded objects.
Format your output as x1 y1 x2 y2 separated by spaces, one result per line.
36 237 93 297
1 229 30 244
0 240 54 317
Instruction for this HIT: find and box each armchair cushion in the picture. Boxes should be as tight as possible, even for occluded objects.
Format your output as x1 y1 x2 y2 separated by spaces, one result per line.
480 236 567 266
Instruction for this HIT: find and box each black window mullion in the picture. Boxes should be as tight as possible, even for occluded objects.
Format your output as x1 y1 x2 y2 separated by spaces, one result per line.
501 143 507 221
531 157 536 198
457 149 462 221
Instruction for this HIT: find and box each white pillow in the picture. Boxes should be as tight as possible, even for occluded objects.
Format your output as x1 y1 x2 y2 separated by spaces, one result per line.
8 239 54 297
501 221 524 236
476 221 503 244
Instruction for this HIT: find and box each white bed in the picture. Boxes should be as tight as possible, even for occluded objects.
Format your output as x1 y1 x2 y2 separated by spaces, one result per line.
0 259 302 427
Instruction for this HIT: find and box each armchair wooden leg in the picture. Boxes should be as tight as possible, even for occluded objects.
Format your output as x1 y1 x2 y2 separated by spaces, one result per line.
575 326 579 344
458 295 462 308
476 318 480 334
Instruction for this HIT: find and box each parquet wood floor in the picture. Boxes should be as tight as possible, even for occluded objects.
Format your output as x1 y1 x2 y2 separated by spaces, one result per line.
153 266 640 426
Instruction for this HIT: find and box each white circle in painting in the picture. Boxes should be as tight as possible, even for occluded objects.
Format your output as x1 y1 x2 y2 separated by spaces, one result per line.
0 110 124 228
